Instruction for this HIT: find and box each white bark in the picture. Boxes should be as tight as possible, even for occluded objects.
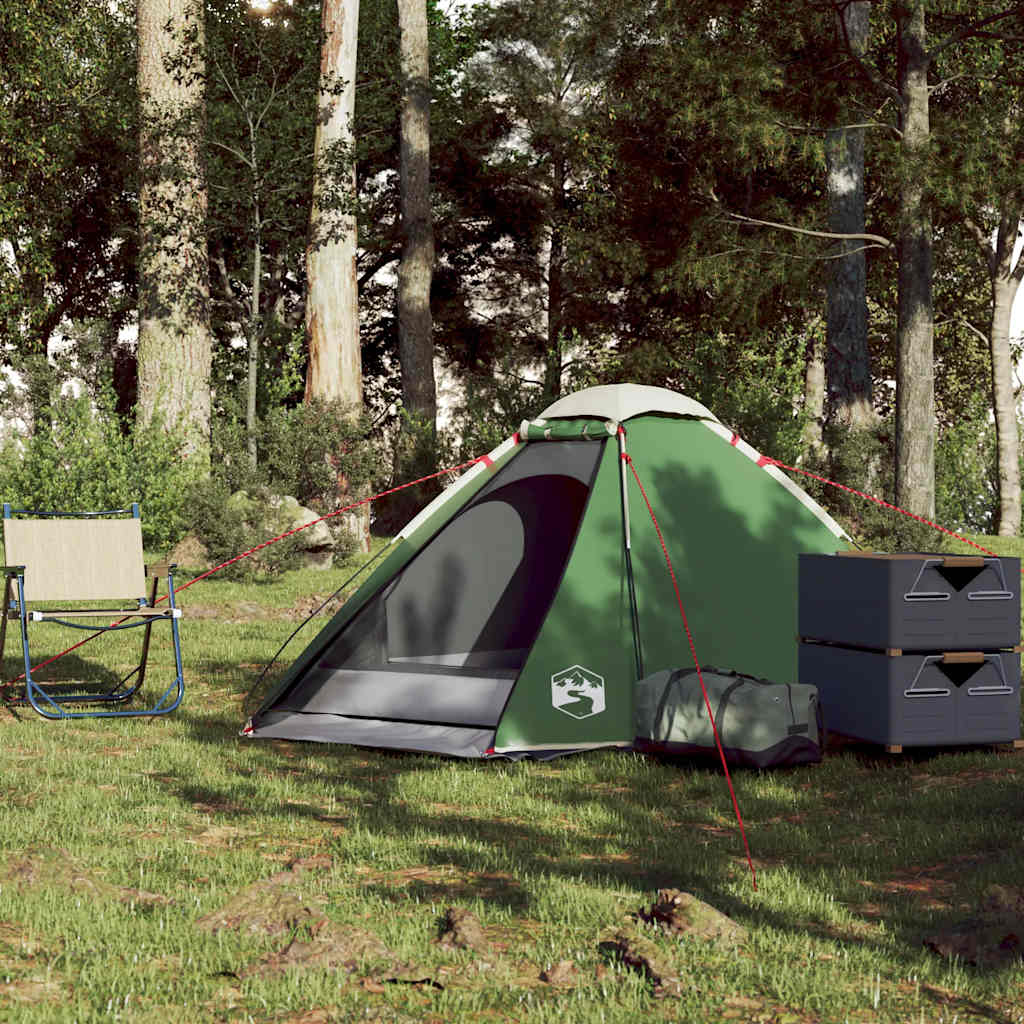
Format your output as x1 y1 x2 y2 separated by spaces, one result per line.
305 0 362 410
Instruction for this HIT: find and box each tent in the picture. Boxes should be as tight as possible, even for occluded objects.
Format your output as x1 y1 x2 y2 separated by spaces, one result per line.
244 384 850 758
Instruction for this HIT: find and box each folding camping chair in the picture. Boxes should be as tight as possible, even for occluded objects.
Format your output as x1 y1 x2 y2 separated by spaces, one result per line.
0 502 184 719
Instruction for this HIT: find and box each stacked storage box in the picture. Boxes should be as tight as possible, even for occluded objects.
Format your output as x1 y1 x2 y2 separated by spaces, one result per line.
798 552 1022 750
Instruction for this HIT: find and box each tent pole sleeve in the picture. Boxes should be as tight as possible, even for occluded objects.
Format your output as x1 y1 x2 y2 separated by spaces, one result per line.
618 428 644 680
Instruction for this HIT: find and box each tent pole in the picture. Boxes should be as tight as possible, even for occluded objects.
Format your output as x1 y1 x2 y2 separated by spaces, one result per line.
618 427 644 679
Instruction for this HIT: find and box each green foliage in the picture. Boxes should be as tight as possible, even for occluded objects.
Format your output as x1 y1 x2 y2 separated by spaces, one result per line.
0 393 198 550
0 0 137 378
183 478 313 581
935 396 999 536
211 399 380 514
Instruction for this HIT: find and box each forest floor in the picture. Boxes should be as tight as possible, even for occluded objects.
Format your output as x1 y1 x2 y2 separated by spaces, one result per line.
0 539 1022 1022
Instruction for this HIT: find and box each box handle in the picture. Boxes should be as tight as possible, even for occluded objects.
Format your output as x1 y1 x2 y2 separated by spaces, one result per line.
903 687 951 698
904 557 1014 602
941 652 985 664
967 685 1014 696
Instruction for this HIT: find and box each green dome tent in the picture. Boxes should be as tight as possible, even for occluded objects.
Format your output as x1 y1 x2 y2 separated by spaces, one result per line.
244 384 850 758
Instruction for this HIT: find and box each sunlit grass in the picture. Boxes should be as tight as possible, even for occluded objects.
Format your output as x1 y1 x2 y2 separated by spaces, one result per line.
0 538 1021 1022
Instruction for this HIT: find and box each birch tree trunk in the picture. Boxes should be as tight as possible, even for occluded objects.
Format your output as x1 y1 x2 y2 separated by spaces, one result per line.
895 3 935 519
801 324 827 460
396 0 437 445
543 152 567 405
987 210 1024 535
826 0 876 434
306 0 368 550
137 0 213 465
305 0 362 410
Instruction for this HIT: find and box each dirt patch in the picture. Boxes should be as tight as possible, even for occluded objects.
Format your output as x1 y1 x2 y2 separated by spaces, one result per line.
539 959 579 987
924 884 1024 967
356 863 523 905
597 928 682 997
196 885 326 938
177 595 346 624
437 907 488 952
637 889 747 946
910 768 1018 792
1 848 171 907
242 921 393 978
0 975 67 1004
0 920 61 973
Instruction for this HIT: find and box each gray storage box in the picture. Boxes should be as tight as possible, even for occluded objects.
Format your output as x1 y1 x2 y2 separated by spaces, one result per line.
799 552 1020 651
799 642 1021 747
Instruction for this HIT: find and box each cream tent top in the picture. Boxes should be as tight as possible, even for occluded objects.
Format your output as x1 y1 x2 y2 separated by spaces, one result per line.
539 384 720 424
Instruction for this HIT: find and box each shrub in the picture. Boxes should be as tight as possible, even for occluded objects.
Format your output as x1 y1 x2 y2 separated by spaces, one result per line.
0 392 198 550
184 478 317 581
210 399 381 514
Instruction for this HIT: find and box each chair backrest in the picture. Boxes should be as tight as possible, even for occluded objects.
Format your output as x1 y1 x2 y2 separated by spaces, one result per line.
4 517 147 603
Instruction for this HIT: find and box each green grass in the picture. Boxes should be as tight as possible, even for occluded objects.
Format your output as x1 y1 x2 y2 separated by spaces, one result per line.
0 541 1022 1023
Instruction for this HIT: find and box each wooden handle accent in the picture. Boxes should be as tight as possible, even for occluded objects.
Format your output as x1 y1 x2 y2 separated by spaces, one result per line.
834 552 990 565
941 652 985 664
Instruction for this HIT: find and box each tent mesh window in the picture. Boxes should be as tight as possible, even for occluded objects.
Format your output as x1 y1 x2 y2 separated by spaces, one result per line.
279 441 602 727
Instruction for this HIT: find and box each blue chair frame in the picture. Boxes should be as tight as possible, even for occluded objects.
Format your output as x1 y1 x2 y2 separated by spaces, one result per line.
0 503 185 719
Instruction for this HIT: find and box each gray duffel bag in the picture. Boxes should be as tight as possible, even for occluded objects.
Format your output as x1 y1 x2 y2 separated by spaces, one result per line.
634 666 823 768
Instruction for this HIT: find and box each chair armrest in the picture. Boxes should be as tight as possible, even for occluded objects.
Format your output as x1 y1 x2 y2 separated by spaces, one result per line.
145 563 177 579
1 565 25 575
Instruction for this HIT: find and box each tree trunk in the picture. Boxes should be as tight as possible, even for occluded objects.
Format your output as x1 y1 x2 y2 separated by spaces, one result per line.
305 0 362 410
396 0 437 446
801 323 826 460
825 0 875 433
137 0 213 465
306 0 367 550
247 205 262 470
544 152 567 404
989 209 1023 535
895 3 935 519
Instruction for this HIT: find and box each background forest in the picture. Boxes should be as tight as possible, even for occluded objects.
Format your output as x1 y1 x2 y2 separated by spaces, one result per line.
2 0 1023 557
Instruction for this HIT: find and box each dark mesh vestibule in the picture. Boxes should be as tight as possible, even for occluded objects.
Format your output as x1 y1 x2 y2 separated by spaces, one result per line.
276 441 602 734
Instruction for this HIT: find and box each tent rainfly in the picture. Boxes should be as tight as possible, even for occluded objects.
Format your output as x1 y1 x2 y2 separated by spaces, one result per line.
244 384 850 758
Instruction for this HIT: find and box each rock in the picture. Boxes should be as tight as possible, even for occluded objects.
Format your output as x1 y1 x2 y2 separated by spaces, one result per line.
597 928 682 996
437 907 488 952
924 923 1023 967
196 886 326 938
268 495 334 570
540 959 579 986
638 888 748 946
243 924 393 978
924 884 1024 967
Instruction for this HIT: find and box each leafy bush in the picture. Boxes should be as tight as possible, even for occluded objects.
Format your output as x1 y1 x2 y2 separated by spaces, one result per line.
190 399 378 578
0 392 198 549
210 399 380 513
183 478 318 581
935 396 999 535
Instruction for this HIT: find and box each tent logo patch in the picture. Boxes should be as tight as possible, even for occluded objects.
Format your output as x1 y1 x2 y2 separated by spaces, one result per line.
551 665 605 719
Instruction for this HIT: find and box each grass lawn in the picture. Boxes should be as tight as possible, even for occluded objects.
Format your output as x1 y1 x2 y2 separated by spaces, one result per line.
0 536 1022 1022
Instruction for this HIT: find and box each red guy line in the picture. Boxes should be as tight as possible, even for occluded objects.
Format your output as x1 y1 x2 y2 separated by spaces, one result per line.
621 450 758 892
762 458 1009 563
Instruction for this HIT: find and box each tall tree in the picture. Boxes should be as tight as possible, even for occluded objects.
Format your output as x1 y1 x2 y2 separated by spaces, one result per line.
975 209 1024 535
935 15 1024 535
205 0 322 466
893 2 935 518
396 0 437 447
1 0 137 426
305 0 362 409
136 0 213 462
826 0 878 435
